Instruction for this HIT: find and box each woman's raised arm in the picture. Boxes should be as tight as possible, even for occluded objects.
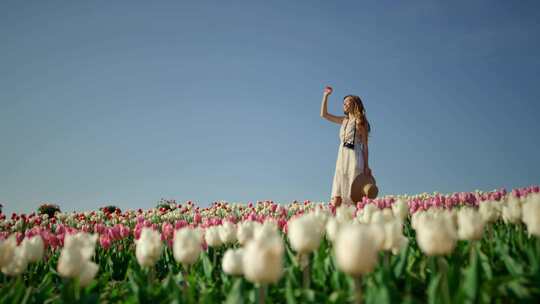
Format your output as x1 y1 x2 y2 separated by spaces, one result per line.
320 86 345 125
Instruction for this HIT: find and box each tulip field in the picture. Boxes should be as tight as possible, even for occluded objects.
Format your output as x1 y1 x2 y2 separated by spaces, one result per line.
1 185 540 303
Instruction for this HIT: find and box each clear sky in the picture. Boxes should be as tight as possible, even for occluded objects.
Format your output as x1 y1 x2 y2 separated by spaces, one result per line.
1 0 539 214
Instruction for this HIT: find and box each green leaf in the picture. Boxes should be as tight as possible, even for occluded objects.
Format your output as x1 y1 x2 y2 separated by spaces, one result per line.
506 277 531 299
201 252 214 282
461 243 480 303
285 279 297 304
393 245 409 279
225 278 243 304
286 245 299 268
427 272 442 304
477 248 493 280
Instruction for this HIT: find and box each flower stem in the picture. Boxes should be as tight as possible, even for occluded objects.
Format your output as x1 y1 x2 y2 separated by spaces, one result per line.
298 253 311 289
353 276 363 304
437 256 451 304
257 284 267 304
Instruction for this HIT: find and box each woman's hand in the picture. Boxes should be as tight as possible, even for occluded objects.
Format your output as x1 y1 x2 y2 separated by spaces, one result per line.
363 166 372 176
323 85 333 96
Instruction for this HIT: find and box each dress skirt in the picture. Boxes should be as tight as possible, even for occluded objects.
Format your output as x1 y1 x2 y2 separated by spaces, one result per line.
331 142 365 205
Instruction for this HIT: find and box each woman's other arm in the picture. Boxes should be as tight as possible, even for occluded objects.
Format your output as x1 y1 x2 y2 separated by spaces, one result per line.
320 86 345 125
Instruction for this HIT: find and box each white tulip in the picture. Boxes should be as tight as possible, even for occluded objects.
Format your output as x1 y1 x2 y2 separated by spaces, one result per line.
173 227 203 266
21 235 44 263
479 200 501 223
382 219 409 254
392 199 409 220
218 222 237 245
336 205 355 224
287 213 324 254
253 221 278 241
457 208 485 241
415 213 457 256
528 192 540 204
222 248 244 276
242 230 284 284
411 211 425 231
358 204 378 223
57 232 99 286
325 217 340 242
0 234 16 268
1 245 28 276
366 222 386 251
135 228 163 268
502 196 522 224
370 210 386 224
382 208 395 222
334 223 379 277
205 226 223 247
77 261 99 287
237 221 258 245
313 208 330 227
522 200 540 237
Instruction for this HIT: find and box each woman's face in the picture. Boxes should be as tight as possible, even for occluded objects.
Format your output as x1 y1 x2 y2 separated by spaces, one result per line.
343 97 354 114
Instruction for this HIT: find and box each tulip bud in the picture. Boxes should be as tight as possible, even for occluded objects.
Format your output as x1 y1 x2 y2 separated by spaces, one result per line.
21 235 44 263
173 227 203 266
237 221 257 245
57 232 99 287
135 228 163 268
415 213 457 256
479 200 501 223
0 234 17 268
522 200 540 237
334 223 379 277
218 222 237 245
336 205 355 224
392 199 409 220
502 196 522 224
381 219 409 254
287 213 323 254
204 226 223 247
222 248 244 276
1 245 28 276
325 217 340 242
242 230 284 284
457 208 485 241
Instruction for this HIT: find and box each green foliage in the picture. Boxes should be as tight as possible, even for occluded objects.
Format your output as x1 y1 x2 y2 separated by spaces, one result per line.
1 220 540 302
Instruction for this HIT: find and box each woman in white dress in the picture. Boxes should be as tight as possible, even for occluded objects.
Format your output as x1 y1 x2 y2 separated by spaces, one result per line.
320 86 372 207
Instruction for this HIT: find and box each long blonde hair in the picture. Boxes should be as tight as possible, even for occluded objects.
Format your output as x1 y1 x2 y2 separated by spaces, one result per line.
344 95 371 138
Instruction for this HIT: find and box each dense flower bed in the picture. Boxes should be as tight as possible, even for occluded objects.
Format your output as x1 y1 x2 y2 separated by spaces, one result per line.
0 185 539 303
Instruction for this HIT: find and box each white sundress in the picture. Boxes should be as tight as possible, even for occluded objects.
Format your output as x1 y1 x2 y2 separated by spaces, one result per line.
331 117 365 205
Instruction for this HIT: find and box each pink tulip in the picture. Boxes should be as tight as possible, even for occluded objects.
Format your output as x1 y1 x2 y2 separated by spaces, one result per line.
100 234 111 249
161 222 174 241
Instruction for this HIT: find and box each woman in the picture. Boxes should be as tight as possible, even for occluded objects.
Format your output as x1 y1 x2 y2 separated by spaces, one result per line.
320 85 372 207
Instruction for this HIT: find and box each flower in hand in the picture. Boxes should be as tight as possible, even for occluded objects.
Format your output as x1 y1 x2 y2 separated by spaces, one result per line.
324 86 333 95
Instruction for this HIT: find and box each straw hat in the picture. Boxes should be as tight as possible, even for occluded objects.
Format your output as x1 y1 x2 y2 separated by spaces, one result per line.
350 173 379 202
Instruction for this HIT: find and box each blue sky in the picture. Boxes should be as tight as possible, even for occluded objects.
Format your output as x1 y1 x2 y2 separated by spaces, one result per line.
1 0 539 214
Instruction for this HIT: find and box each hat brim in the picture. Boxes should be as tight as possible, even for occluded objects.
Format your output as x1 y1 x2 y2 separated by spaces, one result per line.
350 173 378 203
